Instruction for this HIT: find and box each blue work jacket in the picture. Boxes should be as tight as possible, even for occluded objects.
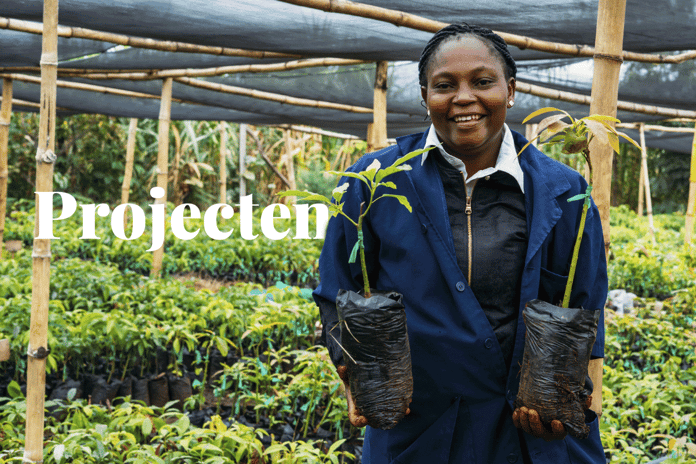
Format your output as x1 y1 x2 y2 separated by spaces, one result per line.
314 130 607 464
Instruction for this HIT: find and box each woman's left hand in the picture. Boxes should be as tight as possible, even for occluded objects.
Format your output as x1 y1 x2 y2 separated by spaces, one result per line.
512 406 567 441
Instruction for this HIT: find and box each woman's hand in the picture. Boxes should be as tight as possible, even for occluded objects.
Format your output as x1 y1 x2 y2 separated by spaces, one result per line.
512 406 567 441
336 365 369 428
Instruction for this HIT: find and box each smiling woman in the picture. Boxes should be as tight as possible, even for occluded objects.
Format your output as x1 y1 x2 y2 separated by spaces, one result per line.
419 34 515 176
314 23 608 464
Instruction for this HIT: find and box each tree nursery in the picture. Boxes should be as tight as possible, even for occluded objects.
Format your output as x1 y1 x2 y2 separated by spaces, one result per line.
1 0 696 463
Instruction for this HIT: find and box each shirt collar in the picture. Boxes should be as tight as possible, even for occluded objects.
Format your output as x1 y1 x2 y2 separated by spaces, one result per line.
421 123 525 194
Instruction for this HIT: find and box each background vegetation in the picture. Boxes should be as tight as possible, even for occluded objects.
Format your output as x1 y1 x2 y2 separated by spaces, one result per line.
1 113 695 462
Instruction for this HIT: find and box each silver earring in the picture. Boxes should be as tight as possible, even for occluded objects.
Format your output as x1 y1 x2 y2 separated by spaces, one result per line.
508 101 514 108
427 109 430 116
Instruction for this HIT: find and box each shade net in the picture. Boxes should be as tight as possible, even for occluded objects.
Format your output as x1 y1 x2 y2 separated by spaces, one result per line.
0 0 694 153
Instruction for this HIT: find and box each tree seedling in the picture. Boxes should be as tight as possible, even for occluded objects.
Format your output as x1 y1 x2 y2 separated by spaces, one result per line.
518 107 641 307
279 146 434 297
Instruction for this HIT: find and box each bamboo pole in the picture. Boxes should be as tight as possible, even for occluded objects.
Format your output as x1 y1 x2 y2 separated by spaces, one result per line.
5 72 695 121
282 129 296 204
0 79 12 257
53 58 368 80
0 17 301 60
151 78 172 278
684 122 696 244
637 155 645 217
617 123 696 133
0 338 9 362
515 81 696 120
0 73 190 103
273 124 362 140
219 121 228 204
24 0 58 461
121 118 137 225
586 0 627 422
175 77 374 114
638 124 656 244
274 0 696 64
368 61 388 151
239 123 247 200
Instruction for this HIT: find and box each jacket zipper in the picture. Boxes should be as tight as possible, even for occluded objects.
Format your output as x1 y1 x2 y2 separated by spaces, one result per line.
463 174 474 284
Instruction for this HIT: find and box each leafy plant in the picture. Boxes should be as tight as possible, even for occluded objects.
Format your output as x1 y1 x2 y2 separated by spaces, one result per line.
279 146 433 297
520 107 640 307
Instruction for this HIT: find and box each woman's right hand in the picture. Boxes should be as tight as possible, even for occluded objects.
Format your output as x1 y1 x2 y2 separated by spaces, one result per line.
336 365 368 428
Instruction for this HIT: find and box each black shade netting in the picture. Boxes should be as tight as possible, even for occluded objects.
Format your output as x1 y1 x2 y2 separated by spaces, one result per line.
336 289 413 430
515 299 599 439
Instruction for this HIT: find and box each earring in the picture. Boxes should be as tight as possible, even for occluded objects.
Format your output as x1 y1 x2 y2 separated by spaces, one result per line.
508 100 514 108
427 109 430 116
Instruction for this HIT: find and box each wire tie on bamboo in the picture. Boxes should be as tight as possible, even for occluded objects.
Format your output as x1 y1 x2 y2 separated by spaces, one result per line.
0 121 9 126
26 344 50 360
35 148 57 164
39 52 58 67
31 249 52 259
593 52 624 63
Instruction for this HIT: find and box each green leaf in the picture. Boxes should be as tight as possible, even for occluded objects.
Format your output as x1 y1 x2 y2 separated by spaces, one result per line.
376 181 397 190
582 119 610 149
53 444 65 462
377 194 412 212
522 107 572 124
327 170 369 185
607 132 620 154
584 114 620 124
7 380 22 399
215 337 229 357
142 417 153 436
617 131 642 150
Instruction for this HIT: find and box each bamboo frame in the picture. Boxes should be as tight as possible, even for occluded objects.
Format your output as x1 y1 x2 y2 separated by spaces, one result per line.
151 78 172 278
275 0 696 64
25 0 58 461
5 72 695 121
281 129 297 204
638 124 656 244
685 122 696 244
174 76 374 114
637 154 645 218
0 72 189 103
617 123 696 134
0 78 11 257
239 123 247 199
586 0 627 422
0 17 301 60
52 58 368 80
121 118 137 225
0 338 9 362
368 61 388 151
219 121 228 204
515 81 696 120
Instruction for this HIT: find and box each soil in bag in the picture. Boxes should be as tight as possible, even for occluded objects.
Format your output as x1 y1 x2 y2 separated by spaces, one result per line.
515 299 599 439
336 289 413 430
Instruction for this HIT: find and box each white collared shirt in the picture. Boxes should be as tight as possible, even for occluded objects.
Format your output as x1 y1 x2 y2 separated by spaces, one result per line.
421 123 525 195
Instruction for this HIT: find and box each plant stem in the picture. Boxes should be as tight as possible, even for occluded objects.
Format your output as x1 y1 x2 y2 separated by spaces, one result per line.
357 216 370 298
562 190 591 308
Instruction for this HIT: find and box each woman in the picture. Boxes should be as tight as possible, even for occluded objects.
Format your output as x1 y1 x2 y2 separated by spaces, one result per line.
314 23 607 464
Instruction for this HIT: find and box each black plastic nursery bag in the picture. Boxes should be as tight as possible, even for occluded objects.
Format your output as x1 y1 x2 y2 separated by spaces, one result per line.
516 299 599 439
336 289 413 430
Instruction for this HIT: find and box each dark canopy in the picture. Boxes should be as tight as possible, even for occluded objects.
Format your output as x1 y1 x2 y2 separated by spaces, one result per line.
0 0 694 152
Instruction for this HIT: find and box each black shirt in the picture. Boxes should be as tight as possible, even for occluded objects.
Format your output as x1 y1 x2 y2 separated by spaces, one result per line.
432 149 528 370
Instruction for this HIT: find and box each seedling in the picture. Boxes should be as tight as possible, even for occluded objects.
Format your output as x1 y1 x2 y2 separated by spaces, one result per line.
279 146 434 297
519 107 640 307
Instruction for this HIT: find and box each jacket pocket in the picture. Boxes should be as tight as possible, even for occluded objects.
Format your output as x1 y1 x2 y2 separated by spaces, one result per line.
539 266 569 306
390 398 464 464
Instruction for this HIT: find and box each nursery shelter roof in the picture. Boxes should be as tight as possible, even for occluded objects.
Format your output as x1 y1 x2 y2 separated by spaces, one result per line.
0 0 695 153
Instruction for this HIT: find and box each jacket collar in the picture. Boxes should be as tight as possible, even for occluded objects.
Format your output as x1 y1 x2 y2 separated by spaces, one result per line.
397 130 572 267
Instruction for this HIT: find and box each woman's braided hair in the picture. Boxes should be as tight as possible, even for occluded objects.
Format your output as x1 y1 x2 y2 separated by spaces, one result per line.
418 23 517 87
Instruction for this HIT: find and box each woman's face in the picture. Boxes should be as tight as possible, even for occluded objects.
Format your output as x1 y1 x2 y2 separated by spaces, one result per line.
421 35 515 162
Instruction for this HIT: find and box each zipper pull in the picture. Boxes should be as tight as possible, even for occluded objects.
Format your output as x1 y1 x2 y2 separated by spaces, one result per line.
465 195 472 215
